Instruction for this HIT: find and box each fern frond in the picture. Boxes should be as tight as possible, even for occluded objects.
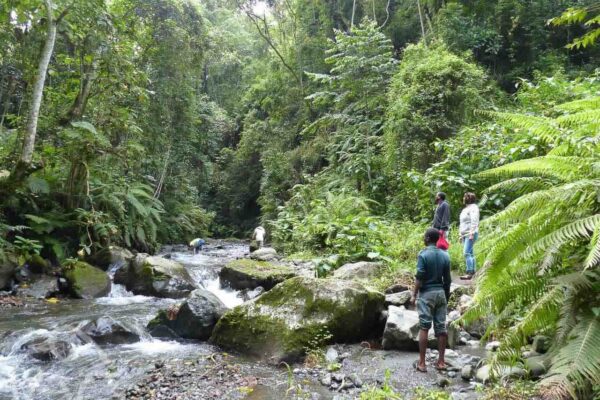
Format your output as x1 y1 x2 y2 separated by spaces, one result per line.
555 96 600 112
483 177 553 197
584 224 600 269
479 111 560 142
540 314 600 399
556 109 600 128
477 156 589 181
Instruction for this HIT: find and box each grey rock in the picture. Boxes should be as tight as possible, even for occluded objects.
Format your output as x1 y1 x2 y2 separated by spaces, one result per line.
333 261 382 280
325 347 339 363
87 246 134 271
148 289 227 340
485 341 501 352
522 350 540 359
382 306 459 351
0 260 17 290
249 247 278 262
437 377 450 388
78 316 140 345
524 354 550 378
447 371 457 378
531 335 550 354
210 277 384 362
475 364 526 383
114 254 197 298
384 291 412 307
16 275 58 299
461 365 474 380
320 373 332 386
384 284 409 294
448 310 461 321
21 336 71 361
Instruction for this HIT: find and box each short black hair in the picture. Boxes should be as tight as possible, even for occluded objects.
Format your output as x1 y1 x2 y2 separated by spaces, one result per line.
425 228 440 245
437 192 446 201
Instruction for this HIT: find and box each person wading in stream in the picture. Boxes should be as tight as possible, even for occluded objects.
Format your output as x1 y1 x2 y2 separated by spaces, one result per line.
410 228 451 373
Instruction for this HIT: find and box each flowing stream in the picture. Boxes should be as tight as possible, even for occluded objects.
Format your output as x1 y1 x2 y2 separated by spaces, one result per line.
0 243 250 400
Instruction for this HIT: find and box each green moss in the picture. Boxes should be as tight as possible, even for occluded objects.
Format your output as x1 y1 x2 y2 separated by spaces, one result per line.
64 261 110 299
225 259 292 279
147 309 170 330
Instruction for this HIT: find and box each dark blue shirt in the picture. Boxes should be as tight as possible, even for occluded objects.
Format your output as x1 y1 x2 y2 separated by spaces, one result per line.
415 245 451 297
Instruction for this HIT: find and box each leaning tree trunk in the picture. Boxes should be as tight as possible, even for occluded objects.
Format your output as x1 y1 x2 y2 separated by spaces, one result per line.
19 0 57 167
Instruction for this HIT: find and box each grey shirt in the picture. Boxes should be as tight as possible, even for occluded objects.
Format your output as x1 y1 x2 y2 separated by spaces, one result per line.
433 201 450 231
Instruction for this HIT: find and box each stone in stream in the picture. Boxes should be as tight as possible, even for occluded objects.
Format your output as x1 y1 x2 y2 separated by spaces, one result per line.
63 261 111 299
78 316 140 345
531 335 550 354
249 247 278 262
15 275 59 299
332 261 383 280
219 259 295 291
381 306 459 351
147 289 227 340
475 364 526 383
113 254 197 298
21 336 71 361
210 277 385 362
86 246 134 271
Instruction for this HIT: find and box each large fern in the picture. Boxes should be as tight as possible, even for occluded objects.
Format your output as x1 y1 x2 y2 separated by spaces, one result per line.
462 96 600 399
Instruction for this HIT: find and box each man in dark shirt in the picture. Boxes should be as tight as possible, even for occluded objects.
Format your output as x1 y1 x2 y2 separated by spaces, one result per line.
432 192 450 238
410 228 452 372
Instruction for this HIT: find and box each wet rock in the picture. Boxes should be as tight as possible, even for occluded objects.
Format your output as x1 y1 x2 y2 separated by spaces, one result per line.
524 354 550 378
448 310 461 321
522 350 540 359
15 275 58 299
114 254 196 298
437 377 450 387
78 316 140 345
447 371 457 378
463 318 487 339
86 246 134 271
320 373 332 386
382 306 459 351
325 347 339 363
461 365 474 380
459 331 471 345
21 336 71 361
148 289 226 340
63 261 111 299
219 259 295 291
148 325 179 339
332 261 382 280
531 335 550 354
210 277 384 362
384 283 409 294
249 247 278 262
475 364 526 383
238 286 265 301
485 341 501 352
384 290 411 307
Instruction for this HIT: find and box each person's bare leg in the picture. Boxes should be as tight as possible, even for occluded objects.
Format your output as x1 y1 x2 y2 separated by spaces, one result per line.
418 328 428 371
437 334 447 369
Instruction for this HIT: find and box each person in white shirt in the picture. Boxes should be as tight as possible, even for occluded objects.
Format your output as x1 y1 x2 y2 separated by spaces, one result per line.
459 192 480 280
252 226 266 249
189 238 205 254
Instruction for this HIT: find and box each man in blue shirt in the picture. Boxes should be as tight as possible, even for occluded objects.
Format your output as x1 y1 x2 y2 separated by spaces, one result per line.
410 228 452 372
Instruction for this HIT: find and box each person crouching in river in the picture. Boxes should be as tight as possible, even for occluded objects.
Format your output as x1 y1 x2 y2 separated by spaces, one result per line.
410 228 451 373
189 238 205 254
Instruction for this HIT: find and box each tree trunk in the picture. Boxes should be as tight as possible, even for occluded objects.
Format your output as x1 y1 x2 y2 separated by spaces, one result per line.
19 0 57 166
417 0 427 45
59 55 98 126
351 0 356 29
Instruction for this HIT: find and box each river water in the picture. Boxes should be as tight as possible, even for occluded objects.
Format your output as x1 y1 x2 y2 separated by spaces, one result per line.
0 243 249 400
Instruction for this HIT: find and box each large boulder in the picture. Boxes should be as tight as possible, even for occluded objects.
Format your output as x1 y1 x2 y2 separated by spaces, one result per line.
113 254 196 298
26 254 50 274
21 336 71 361
77 316 140 345
63 261 111 299
384 291 412 307
333 261 383 280
382 306 458 351
210 277 385 362
524 354 551 378
249 247 278 262
86 246 134 271
147 289 227 340
219 259 295 291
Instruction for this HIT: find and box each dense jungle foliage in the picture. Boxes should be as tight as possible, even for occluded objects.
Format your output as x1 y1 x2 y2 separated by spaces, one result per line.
1 0 599 398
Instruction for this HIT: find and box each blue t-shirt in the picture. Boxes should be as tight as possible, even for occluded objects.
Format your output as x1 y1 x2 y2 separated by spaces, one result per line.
415 245 451 296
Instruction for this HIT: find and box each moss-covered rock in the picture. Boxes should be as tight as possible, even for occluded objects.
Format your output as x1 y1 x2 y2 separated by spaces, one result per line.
27 254 50 274
113 254 196 298
210 277 385 362
63 261 110 299
219 259 296 290
86 246 134 271
0 258 17 290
